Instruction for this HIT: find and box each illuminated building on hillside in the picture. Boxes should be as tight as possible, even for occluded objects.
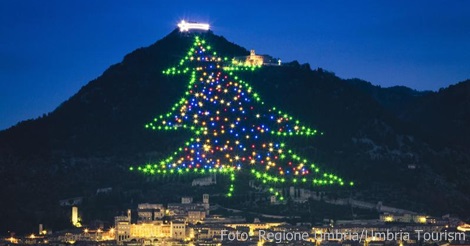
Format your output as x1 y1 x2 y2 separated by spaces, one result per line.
233 50 264 66
71 206 82 227
232 50 282 66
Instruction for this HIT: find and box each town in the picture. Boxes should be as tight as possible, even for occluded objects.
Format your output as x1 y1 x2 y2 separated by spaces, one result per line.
2 191 469 246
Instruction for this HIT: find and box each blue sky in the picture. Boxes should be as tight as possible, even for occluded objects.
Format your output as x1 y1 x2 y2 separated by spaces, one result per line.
1 1 469 130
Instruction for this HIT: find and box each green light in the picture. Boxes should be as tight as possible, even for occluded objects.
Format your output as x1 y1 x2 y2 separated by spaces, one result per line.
135 36 352 197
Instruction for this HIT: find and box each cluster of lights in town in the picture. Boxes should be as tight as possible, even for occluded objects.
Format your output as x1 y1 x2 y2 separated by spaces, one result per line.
131 36 352 199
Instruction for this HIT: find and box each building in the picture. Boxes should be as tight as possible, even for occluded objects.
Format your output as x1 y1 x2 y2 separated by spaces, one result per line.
137 203 165 222
202 194 210 211
380 213 428 224
181 197 193 204
233 50 264 66
130 221 167 239
192 224 235 241
171 221 186 240
232 50 281 67
192 175 216 186
96 187 112 195
224 222 285 234
114 194 210 244
187 210 206 224
71 206 81 227
115 210 131 242
115 219 187 244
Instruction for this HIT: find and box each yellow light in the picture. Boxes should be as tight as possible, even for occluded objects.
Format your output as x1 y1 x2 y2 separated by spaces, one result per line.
418 216 427 223
384 216 394 222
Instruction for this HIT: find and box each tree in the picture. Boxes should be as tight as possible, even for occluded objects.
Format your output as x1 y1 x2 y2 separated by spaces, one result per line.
131 35 352 199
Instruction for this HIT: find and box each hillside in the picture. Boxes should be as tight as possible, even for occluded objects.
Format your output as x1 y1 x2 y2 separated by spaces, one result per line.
0 29 469 233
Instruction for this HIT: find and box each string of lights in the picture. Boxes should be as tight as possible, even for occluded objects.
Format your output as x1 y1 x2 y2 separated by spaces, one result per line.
131 36 352 199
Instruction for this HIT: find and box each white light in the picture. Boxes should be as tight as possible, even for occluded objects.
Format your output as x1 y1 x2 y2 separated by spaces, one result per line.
178 20 210 32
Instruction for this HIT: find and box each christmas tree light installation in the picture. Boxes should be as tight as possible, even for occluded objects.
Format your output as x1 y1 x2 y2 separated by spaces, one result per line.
131 36 353 200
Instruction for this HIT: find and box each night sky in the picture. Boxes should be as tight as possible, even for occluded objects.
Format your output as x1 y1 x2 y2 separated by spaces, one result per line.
1 1 469 130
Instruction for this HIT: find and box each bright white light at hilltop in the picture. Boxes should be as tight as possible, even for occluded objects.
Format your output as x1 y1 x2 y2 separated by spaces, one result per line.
178 20 210 32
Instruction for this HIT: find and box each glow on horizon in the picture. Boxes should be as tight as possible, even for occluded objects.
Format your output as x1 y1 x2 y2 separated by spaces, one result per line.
178 20 210 32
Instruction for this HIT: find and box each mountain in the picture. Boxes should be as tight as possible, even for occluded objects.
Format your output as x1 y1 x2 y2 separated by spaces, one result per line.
346 78 470 148
345 78 432 117
0 29 469 233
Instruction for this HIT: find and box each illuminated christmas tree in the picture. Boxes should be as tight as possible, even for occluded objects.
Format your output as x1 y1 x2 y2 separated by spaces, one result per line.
131 36 352 199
